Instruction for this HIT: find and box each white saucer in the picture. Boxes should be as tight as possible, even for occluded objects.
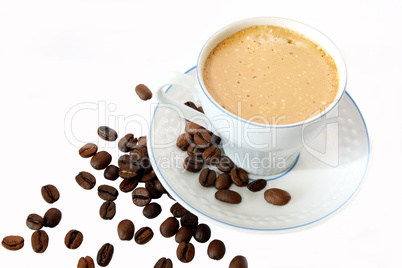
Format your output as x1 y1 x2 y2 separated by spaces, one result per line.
148 66 370 234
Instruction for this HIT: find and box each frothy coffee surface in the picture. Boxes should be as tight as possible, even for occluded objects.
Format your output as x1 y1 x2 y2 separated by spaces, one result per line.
203 25 339 125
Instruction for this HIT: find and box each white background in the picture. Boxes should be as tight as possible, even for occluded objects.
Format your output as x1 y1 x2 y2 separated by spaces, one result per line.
0 0 401 267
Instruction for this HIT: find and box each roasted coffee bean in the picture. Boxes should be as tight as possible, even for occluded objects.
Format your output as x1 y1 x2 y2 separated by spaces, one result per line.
118 154 140 172
186 143 204 157
99 201 116 220
79 143 98 158
211 134 221 146
202 145 221 165
170 202 189 218
97 126 118 141
31 230 49 253
135 84 152 101
26 213 44 230
154 257 173 268
185 121 204 135
154 179 167 194
119 178 138 193
193 131 212 148
118 133 138 152
141 169 156 182
143 203 162 219
184 101 198 110
76 171 96 190
264 188 291 206
104 165 119 181
98 185 119 201
230 168 249 187
138 136 147 147
216 156 234 172
43 208 62 228
207 239 225 260
167 193 175 201
197 106 204 113
118 169 138 179
117 219 135 241
90 151 112 170
41 184 60 204
77 256 95 268
194 223 211 243
176 241 195 263
160 217 179 238
2 236 24 251
97 243 114 267
215 189 242 204
214 173 232 190
199 168 216 187
132 187 151 207
145 181 162 199
176 133 193 151
183 155 203 172
175 226 193 243
229 255 248 268
135 227 153 245
247 179 267 192
130 144 148 160
64 229 83 249
180 213 198 228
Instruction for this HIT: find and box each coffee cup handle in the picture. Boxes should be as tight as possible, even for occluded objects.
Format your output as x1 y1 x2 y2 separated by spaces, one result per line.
154 71 214 131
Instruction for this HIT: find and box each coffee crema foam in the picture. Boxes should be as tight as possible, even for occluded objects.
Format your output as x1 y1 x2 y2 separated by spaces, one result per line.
203 25 339 125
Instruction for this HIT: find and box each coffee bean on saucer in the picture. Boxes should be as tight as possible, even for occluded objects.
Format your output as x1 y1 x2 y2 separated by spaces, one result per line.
138 136 147 147
214 173 232 190
183 155 203 172
170 202 189 218
229 255 248 268
184 101 198 110
216 156 234 172
215 189 242 204
176 133 193 151
43 208 62 228
230 168 249 187
194 223 211 243
202 145 221 165
186 143 204 157
134 227 153 245
117 219 135 241
64 229 83 249
199 168 216 187
97 243 114 267
154 257 173 268
118 133 138 152
207 239 225 260
132 187 151 207
90 151 112 170
175 226 193 243
77 256 95 268
160 217 179 238
119 178 138 193
143 203 162 219
104 165 119 181
97 126 118 141
31 230 49 253
76 171 96 190
247 179 267 192
98 185 119 201
264 188 291 206
194 131 212 148
185 121 204 135
2 235 24 251
41 184 60 204
135 84 152 101
177 241 195 263
79 143 98 158
180 213 198 228
26 213 44 230
99 201 116 220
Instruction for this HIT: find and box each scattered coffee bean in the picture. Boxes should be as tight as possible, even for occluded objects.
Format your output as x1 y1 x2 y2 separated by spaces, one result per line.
104 165 119 181
99 201 116 220
79 143 98 158
183 155 203 172
176 133 193 151
197 106 204 113
154 179 167 194
154 257 173 268
170 202 189 218
194 223 211 243
76 171 96 190
41 184 60 204
247 179 267 192
199 168 216 187
214 173 232 190
31 230 49 253
130 144 148 160
117 219 135 241
77 256 95 268
216 156 234 172
207 239 225 260
26 213 44 230
175 226 193 243
118 154 140 172
138 136 147 147
202 145 221 164
2 235 24 251
97 243 114 267
185 121 203 135
215 189 242 204
193 131 212 148
118 133 138 152
141 169 156 182
97 126 118 141
132 187 151 207
143 203 162 219
230 168 249 187
186 143 204 157
160 217 179 238
211 134 221 146
184 101 198 110
119 178 138 193
264 188 291 206
180 213 198 228
176 241 195 263
135 84 152 101
97 185 119 201
64 229 83 249
90 151 112 170
135 227 153 245
118 169 138 179
229 255 248 268
43 208 62 228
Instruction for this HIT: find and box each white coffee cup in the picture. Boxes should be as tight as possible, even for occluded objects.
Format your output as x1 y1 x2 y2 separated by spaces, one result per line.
155 17 347 176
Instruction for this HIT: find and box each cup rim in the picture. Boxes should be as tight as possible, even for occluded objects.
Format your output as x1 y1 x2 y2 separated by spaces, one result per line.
196 16 347 129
